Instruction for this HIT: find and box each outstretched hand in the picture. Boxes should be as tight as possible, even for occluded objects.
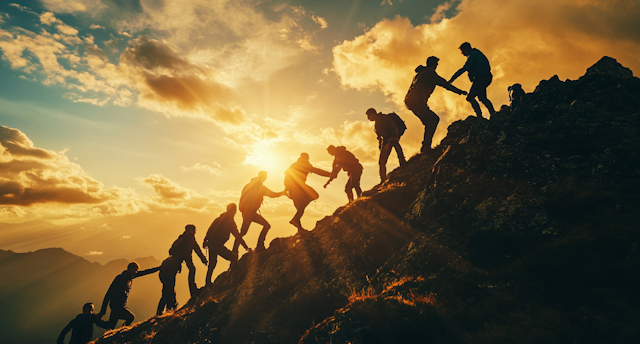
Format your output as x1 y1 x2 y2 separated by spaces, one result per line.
201 257 208 265
96 312 104 320
323 180 332 188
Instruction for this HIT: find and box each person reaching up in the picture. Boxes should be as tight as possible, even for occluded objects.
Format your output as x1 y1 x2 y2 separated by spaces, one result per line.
284 153 331 232
57 303 108 344
448 42 496 119
233 171 287 254
365 108 406 182
404 56 467 155
203 203 249 285
169 225 208 298
97 262 160 329
324 145 363 203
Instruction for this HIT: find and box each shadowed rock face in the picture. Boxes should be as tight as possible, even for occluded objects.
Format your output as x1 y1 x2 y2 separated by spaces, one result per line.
95 57 640 344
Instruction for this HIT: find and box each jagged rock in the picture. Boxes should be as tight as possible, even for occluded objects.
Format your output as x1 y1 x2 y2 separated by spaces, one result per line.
583 56 633 79
95 57 640 344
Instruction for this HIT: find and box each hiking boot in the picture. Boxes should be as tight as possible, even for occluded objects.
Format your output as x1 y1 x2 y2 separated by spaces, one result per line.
255 244 266 253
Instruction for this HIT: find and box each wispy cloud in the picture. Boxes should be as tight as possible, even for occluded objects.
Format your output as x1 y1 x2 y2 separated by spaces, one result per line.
181 162 222 176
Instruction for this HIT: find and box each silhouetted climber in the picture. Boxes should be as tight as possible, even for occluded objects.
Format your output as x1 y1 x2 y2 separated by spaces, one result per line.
324 145 363 202
284 153 332 232
233 171 287 254
57 303 109 344
449 42 496 118
156 255 180 316
365 108 407 182
508 83 525 109
405 56 467 154
203 203 249 285
169 224 208 297
97 262 160 329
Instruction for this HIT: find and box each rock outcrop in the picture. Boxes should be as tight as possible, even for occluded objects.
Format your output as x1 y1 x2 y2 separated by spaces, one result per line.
95 57 640 344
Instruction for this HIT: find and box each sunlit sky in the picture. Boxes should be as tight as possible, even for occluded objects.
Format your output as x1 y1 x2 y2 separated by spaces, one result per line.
1 0 638 275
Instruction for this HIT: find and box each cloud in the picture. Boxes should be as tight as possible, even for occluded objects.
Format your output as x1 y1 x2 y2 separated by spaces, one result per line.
0 126 126 206
39 0 92 13
332 0 640 145
0 126 225 223
139 174 216 211
181 162 222 176
86 251 103 255
312 15 328 29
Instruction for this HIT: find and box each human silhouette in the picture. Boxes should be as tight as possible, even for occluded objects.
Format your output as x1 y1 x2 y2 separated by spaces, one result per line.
284 153 331 232
324 145 363 202
57 303 109 344
365 108 406 182
156 255 180 316
404 56 467 154
508 83 525 109
97 262 160 329
233 171 287 254
448 42 496 118
203 203 249 285
169 224 208 297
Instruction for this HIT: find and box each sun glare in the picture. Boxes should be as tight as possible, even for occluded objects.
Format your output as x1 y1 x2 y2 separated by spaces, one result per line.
244 146 286 176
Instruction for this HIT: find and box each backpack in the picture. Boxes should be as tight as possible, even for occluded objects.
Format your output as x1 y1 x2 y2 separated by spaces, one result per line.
385 112 407 137
203 215 227 247
508 84 525 108
239 178 263 212
169 233 189 257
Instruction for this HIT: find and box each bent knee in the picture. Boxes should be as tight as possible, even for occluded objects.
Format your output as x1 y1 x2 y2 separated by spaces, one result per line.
466 95 475 102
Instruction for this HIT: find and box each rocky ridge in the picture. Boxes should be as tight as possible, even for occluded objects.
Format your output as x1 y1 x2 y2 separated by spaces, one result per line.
95 57 640 344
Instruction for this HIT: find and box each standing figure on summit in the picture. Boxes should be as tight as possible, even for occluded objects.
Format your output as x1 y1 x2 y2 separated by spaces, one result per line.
448 42 496 119
169 224 208 298
404 56 467 154
233 171 287 254
324 145 363 203
365 108 406 182
284 153 332 232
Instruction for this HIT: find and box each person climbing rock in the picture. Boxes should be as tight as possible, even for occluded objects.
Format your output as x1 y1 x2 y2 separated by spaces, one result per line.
233 171 287 254
284 153 331 232
156 255 181 316
448 42 496 119
57 303 109 344
203 203 249 285
405 56 467 154
97 262 160 329
365 108 406 182
169 225 208 297
324 145 363 202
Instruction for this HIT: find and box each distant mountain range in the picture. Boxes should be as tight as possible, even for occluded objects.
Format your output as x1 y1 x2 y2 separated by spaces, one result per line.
0 248 189 344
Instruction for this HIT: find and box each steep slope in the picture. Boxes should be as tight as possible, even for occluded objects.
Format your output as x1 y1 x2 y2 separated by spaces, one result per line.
0 248 164 344
95 57 640 344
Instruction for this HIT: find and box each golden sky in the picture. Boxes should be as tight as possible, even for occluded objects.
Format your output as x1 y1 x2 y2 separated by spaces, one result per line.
0 0 638 278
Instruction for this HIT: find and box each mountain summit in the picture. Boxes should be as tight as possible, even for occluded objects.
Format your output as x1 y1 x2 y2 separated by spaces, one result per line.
95 57 640 344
